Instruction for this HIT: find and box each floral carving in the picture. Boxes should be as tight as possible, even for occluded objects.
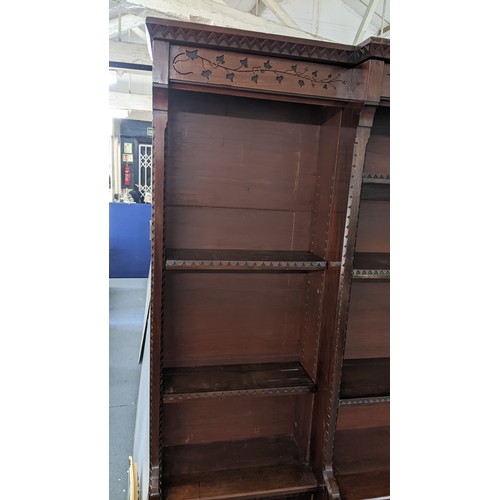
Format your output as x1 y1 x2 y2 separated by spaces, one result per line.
172 50 346 90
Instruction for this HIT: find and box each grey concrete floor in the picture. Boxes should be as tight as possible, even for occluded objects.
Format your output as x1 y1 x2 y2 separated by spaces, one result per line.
110 278 148 500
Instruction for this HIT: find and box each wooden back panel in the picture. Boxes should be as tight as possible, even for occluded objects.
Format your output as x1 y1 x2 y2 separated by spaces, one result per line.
334 404 390 475
344 282 389 359
163 273 307 367
355 200 390 253
162 395 301 446
363 106 389 176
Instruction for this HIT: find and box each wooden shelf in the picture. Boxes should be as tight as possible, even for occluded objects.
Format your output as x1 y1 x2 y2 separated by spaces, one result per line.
163 436 317 499
352 252 390 280
339 358 389 399
163 361 315 402
335 469 390 500
362 173 390 184
165 249 327 272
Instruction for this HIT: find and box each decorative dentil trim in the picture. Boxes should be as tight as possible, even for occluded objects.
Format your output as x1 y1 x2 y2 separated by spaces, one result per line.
362 173 390 183
165 258 326 270
147 20 389 65
163 385 315 402
339 396 390 407
352 269 390 279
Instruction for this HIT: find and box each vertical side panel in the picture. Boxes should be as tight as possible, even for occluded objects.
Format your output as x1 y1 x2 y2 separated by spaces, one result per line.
153 40 169 86
149 79 169 497
309 105 361 479
321 106 377 471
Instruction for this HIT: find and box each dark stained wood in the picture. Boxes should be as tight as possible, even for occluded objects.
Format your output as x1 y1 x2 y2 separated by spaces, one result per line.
345 282 390 359
163 361 315 402
309 106 379 478
165 249 326 272
166 91 322 213
381 63 390 100
169 44 364 102
339 358 389 399
333 426 389 475
146 17 389 66
355 201 390 254
142 17 390 499
163 273 306 367
360 182 389 201
336 403 390 431
335 469 389 500
165 206 312 252
363 107 389 177
352 253 389 271
164 464 317 499
164 436 305 476
162 395 302 446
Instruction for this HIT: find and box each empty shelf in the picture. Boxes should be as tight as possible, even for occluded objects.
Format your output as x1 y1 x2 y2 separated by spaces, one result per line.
335 469 390 500
163 361 315 402
163 436 317 499
165 249 326 271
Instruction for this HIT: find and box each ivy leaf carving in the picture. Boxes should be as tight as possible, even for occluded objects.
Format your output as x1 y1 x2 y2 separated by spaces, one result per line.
276 75 283 84
264 60 272 69
240 58 248 67
186 49 198 60
251 74 259 84
216 54 225 64
201 70 212 80
298 80 305 87
226 72 234 82
312 70 318 77
323 84 328 89
291 64 297 72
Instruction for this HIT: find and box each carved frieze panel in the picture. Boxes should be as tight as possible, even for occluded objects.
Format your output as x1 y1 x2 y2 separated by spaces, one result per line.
169 45 368 101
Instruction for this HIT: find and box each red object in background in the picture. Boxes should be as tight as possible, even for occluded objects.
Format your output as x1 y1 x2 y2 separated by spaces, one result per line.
124 164 131 186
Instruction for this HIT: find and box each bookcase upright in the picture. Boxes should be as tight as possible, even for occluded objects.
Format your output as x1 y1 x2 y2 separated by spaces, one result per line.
136 17 390 499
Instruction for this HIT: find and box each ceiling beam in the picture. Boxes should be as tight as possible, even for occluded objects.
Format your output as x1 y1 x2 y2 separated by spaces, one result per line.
109 14 145 38
261 0 299 29
109 91 152 112
132 27 147 40
353 0 379 44
109 40 152 67
252 0 265 16
122 0 328 41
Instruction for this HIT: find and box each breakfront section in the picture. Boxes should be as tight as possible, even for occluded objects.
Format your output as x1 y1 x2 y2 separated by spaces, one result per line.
139 17 389 499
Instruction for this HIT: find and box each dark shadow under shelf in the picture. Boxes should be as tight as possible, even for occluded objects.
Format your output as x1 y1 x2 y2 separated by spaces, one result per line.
361 174 390 202
352 252 390 280
163 436 317 499
339 358 389 399
361 182 390 201
163 361 315 403
165 249 326 272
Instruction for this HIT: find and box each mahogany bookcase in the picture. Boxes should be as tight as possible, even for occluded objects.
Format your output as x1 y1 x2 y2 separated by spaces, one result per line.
135 17 390 500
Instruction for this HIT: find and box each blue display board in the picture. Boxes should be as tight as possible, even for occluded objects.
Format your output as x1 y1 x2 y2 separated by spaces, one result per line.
109 202 152 278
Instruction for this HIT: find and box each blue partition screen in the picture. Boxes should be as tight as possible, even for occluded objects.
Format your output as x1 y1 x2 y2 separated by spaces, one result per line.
109 203 152 278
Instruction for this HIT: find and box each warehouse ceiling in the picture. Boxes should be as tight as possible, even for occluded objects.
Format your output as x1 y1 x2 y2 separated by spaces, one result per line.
109 0 390 120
